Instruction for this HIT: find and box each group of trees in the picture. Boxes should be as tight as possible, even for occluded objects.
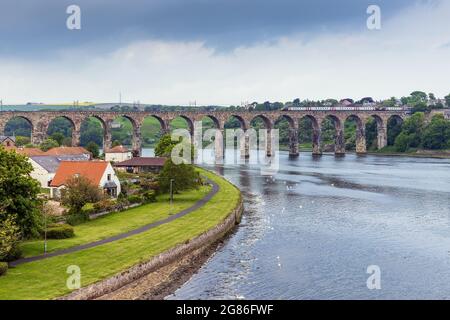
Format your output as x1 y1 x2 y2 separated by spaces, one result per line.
394 113 450 152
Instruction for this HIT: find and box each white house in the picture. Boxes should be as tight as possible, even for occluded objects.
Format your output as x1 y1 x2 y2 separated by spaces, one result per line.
50 161 121 198
29 154 91 189
104 145 132 162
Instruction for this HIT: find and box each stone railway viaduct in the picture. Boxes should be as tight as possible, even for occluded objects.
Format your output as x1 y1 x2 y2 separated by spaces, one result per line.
0 110 407 158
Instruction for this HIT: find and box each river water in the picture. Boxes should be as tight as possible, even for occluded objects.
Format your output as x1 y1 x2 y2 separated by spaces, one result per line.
144 149 450 299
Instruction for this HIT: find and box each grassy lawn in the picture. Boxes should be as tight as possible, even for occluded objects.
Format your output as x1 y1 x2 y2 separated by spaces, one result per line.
0 169 240 300
20 186 211 257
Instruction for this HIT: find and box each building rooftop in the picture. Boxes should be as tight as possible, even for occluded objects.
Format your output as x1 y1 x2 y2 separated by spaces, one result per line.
50 161 109 187
114 157 167 167
105 145 129 153
30 154 91 173
4 146 46 156
44 146 91 156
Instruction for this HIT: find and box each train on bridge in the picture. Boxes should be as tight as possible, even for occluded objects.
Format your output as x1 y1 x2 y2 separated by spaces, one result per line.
282 105 411 113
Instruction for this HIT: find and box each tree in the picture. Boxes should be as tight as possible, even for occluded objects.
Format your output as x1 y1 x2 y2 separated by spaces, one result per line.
112 140 121 148
0 214 22 262
0 147 42 238
15 136 30 147
50 132 65 146
155 134 179 157
394 112 425 151
422 114 450 150
62 137 72 147
60 175 103 213
445 94 450 107
86 141 100 158
158 160 199 194
40 138 59 151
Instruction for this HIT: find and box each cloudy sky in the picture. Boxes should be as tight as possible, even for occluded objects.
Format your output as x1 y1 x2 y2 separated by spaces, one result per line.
0 0 449 105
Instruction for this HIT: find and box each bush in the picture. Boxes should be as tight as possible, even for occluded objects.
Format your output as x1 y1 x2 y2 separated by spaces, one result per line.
0 215 22 262
45 224 75 239
0 246 22 262
66 212 89 226
93 199 116 212
127 195 143 204
142 191 156 204
0 262 7 276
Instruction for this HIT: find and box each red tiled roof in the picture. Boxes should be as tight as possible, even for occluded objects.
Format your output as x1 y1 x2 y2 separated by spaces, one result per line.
45 147 91 156
4 146 46 156
50 161 109 187
105 145 129 153
114 157 167 167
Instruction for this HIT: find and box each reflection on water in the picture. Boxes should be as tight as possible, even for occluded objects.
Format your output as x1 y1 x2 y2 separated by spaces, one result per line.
143 149 450 299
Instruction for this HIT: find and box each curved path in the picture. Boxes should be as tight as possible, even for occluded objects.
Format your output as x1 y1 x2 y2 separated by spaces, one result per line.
10 179 219 267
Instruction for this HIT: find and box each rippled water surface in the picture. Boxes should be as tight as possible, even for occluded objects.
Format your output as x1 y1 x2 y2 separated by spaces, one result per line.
146 149 450 300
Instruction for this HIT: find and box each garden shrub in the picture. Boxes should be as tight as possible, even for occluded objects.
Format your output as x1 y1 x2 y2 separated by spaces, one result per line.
93 199 116 212
127 194 142 204
45 224 75 239
0 262 7 276
143 191 156 204
66 211 89 226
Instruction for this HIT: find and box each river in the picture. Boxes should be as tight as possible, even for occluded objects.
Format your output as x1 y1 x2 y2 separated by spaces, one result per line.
144 148 450 299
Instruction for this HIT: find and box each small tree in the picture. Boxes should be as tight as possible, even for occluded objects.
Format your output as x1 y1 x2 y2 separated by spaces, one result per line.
0 214 22 262
155 134 179 157
0 147 42 238
158 160 199 194
112 140 121 148
86 141 100 158
50 132 65 146
15 136 30 147
40 138 59 151
60 175 103 213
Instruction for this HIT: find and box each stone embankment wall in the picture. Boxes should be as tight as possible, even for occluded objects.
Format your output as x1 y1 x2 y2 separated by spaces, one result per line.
60 194 243 300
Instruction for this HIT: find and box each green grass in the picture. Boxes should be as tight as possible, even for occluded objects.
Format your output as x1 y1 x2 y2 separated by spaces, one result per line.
0 169 240 300
20 186 211 257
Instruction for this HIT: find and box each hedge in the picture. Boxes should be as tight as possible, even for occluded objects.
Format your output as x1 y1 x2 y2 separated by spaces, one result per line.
45 224 75 239
0 262 7 276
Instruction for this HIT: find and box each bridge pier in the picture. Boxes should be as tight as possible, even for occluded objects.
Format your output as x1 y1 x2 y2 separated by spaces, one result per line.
335 128 346 156
132 125 142 157
289 128 299 157
240 132 250 159
214 129 224 162
312 128 322 155
104 127 112 151
377 125 387 150
32 127 46 146
355 125 367 154
72 129 81 147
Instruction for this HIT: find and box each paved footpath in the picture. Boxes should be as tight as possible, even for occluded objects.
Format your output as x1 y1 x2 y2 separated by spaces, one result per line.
10 180 219 267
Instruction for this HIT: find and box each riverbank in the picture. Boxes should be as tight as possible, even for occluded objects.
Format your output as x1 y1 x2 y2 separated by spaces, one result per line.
0 169 242 300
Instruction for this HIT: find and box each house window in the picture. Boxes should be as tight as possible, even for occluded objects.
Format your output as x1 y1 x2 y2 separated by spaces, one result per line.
107 174 111 181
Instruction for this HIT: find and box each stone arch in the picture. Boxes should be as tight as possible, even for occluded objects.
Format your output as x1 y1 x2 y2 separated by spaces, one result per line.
79 115 107 149
386 115 404 146
345 114 366 154
321 115 344 155
169 115 194 135
299 115 321 155
46 115 76 146
274 114 295 129
202 115 221 129
140 115 168 150
110 114 141 155
274 114 298 156
225 114 248 130
3 115 34 134
250 114 272 129
366 114 386 150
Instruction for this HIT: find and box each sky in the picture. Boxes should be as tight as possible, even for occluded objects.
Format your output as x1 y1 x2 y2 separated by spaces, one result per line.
0 0 449 105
